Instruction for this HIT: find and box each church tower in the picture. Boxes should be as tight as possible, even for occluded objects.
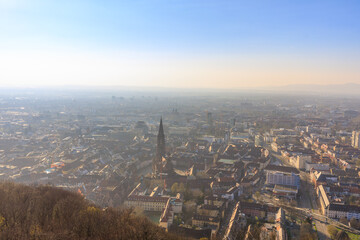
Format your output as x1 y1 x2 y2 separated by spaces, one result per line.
153 118 166 174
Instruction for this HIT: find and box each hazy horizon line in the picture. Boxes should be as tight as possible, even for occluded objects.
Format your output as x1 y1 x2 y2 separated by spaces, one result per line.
0 81 358 91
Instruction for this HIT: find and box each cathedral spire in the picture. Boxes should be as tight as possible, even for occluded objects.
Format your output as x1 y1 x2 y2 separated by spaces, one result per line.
156 117 165 158
158 117 164 138
153 117 166 175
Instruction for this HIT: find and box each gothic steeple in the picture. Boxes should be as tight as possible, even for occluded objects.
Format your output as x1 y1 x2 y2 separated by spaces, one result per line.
153 117 166 174
156 117 165 159
158 117 165 140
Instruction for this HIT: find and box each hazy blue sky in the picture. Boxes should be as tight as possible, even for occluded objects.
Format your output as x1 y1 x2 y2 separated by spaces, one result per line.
1 0 359 89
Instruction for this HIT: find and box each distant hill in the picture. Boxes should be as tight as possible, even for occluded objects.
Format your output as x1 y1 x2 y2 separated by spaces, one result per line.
2 83 360 97
0 182 181 240
262 83 360 96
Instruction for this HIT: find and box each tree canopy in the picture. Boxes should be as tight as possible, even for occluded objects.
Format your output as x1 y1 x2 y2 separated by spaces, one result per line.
0 182 180 240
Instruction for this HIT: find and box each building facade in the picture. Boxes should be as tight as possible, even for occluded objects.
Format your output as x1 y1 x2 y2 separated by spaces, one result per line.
265 165 300 188
352 131 360 149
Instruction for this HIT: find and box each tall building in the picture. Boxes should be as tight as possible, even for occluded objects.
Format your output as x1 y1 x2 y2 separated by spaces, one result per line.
231 118 236 127
352 131 360 148
206 112 213 125
153 118 166 174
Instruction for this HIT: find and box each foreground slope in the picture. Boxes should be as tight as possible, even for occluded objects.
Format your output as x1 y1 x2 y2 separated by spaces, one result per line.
0 182 181 240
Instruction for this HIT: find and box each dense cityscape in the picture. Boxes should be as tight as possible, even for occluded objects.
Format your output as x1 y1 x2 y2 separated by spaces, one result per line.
0 91 359 239
1 0 360 239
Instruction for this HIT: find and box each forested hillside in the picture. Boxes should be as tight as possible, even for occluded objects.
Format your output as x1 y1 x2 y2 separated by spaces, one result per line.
0 182 181 240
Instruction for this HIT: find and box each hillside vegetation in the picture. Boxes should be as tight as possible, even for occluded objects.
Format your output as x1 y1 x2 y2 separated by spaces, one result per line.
0 182 181 240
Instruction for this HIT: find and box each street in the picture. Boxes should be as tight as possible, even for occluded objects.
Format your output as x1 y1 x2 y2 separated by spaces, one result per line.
299 171 330 240
269 150 331 239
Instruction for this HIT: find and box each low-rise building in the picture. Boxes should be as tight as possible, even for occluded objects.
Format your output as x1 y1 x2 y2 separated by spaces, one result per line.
240 201 266 219
327 204 360 220
264 165 300 189
192 215 220 229
125 195 169 211
273 184 298 199
317 184 360 220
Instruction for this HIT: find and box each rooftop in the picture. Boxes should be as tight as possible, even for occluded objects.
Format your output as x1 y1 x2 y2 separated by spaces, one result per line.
264 165 300 174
